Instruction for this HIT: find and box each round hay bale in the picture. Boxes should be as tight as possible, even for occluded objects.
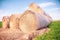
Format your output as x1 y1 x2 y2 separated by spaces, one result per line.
9 14 21 29
19 10 51 33
29 3 44 14
28 3 52 22
2 16 10 29
19 10 37 33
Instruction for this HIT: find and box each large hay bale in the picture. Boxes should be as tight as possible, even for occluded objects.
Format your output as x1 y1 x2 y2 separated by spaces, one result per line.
9 14 21 29
19 10 51 33
2 16 10 29
29 3 44 14
28 3 52 22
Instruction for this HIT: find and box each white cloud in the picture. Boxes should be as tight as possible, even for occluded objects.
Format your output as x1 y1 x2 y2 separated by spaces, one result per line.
0 9 11 21
50 13 60 20
48 8 60 12
38 2 56 8
44 8 60 20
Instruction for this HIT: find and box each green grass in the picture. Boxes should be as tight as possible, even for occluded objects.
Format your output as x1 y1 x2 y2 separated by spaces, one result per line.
0 21 2 27
35 21 60 40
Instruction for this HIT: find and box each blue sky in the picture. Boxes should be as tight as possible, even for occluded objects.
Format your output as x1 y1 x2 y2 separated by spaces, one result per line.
0 0 60 21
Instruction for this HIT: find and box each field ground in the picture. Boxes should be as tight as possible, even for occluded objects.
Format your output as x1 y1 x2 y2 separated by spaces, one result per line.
0 21 60 40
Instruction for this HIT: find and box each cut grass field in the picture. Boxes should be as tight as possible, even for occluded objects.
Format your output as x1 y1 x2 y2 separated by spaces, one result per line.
0 21 60 40
35 21 60 40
